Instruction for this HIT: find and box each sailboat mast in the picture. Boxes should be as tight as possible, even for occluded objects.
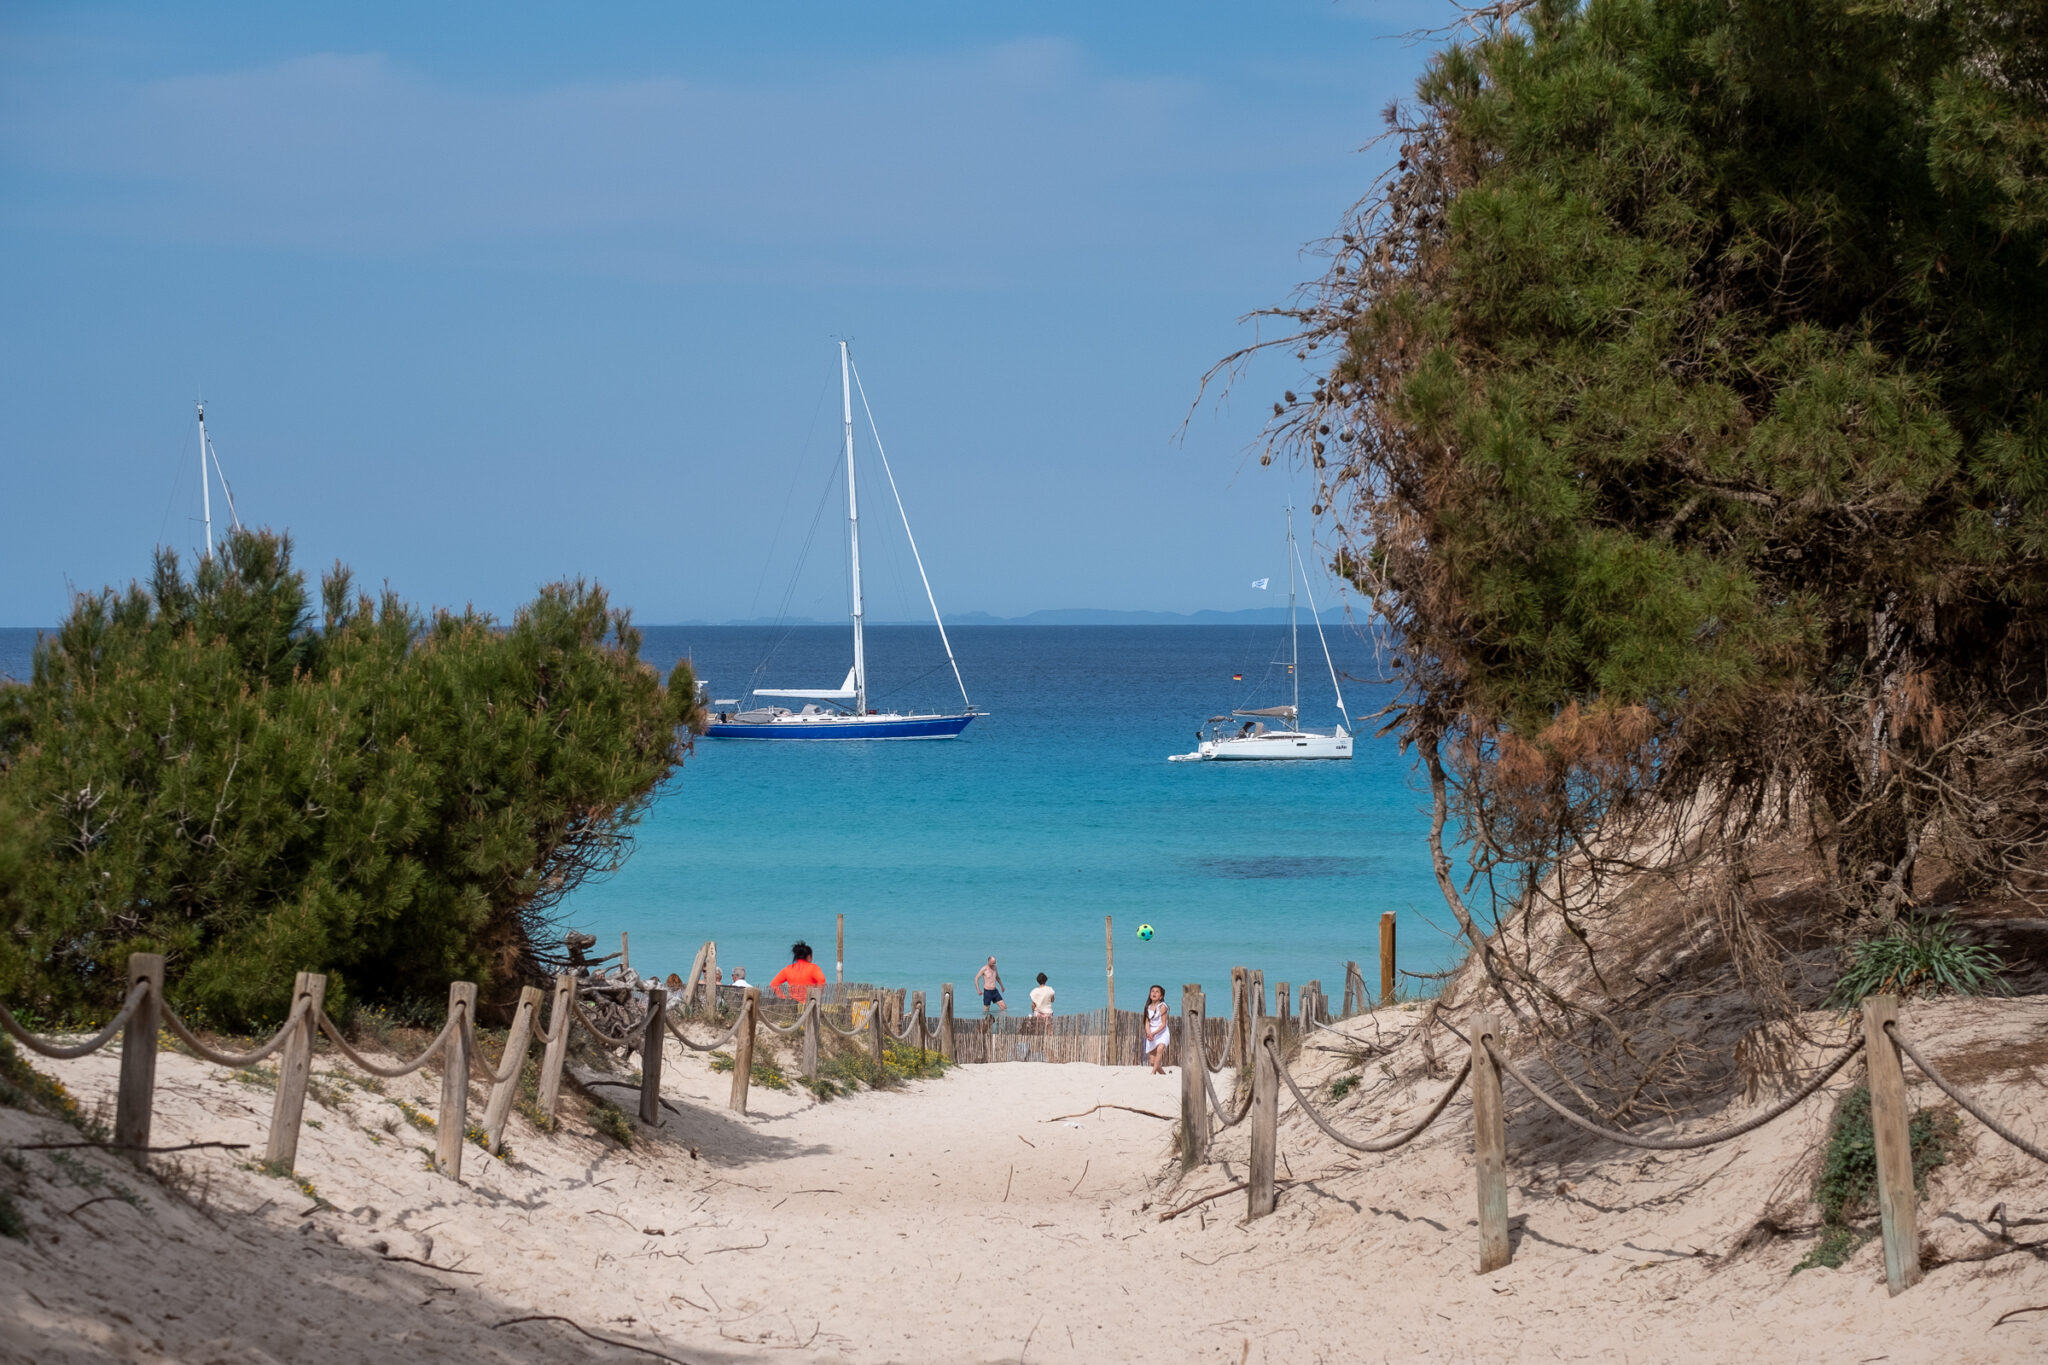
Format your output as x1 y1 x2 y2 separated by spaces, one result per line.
841 342 868 715
198 401 213 559
1288 507 1299 724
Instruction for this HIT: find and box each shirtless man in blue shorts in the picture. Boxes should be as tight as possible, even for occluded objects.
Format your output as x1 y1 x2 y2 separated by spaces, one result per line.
975 957 1006 1017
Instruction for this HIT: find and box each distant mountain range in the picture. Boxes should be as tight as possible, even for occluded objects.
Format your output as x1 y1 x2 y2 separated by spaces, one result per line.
665 608 1303 627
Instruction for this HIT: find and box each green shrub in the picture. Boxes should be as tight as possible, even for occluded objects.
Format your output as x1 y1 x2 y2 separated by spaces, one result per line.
1796 1085 1959 1271
1829 916 2007 1006
709 1050 791 1091
1329 1074 1360 1101
587 1096 634 1147
0 530 699 1028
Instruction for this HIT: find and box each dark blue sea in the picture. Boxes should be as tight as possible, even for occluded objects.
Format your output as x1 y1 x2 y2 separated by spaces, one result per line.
0 623 1459 1010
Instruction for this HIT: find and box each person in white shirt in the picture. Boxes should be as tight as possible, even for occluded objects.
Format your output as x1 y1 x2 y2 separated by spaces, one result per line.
1030 973 1055 1015
729 967 749 988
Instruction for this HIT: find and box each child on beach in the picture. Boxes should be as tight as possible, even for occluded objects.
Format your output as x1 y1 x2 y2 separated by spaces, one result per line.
770 942 828 1003
1143 984 1171 1074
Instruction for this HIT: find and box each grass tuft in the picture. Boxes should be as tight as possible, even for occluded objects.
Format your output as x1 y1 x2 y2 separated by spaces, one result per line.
1828 915 2007 1006
587 1096 634 1147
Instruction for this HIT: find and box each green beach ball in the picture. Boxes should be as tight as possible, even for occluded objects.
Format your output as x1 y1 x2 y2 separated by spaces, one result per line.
1136 923 1155 941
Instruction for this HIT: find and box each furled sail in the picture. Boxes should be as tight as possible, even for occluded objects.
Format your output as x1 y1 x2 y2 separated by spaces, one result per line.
756 666 858 700
1232 706 1298 721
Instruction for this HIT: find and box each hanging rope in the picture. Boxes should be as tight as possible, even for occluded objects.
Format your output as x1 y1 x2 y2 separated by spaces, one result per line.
761 1000 811 1036
0 984 147 1061
461 1013 528 1087
1889 1023 2048 1166
160 996 304 1069
1267 1037 1471 1153
1202 1052 1255 1130
890 1003 925 1043
663 1010 742 1053
1481 1034 1865 1151
568 993 636 1049
317 1010 459 1080
822 1008 872 1039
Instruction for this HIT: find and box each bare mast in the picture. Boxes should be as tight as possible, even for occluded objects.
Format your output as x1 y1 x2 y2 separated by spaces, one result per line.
841 342 868 715
198 401 213 558
1287 506 1300 725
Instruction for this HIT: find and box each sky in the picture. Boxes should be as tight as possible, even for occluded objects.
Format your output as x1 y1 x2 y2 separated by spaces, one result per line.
0 2 1449 627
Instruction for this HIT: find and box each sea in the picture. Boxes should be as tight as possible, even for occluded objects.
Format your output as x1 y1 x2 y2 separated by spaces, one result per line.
0 623 1460 1011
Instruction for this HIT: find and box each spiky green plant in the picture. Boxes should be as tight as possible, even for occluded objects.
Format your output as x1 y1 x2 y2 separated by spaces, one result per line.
1828 916 2007 1006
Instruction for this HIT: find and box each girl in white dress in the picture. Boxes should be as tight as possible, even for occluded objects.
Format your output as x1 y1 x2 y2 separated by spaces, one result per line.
1143 984 1171 1074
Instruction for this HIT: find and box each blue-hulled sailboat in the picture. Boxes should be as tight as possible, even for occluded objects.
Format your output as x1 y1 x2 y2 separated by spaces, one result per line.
703 342 977 742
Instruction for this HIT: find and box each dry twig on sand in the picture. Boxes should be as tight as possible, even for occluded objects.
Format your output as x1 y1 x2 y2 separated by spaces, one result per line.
493 1314 694 1363
1042 1104 1175 1122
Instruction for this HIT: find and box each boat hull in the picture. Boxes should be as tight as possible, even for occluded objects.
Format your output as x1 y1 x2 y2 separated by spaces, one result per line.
704 712 976 741
1170 730 1352 762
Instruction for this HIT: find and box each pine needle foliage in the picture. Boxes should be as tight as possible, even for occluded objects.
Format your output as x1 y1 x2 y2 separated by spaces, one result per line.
1240 0 2048 1013
0 529 700 1028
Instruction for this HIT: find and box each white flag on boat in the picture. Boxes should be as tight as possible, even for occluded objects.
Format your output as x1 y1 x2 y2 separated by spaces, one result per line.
1251 578 1269 590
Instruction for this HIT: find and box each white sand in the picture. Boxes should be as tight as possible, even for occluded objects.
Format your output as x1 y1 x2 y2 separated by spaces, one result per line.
4 996 2046 1363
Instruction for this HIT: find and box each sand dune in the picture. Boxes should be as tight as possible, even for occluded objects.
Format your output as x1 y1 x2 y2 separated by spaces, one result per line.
4 996 2045 1362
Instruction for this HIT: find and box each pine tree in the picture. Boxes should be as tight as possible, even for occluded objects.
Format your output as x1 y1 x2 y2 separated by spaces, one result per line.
0 530 699 1027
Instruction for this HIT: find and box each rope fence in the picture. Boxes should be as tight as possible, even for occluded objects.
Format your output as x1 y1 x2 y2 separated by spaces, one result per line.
1179 988 2045 1296
7 930 2040 1300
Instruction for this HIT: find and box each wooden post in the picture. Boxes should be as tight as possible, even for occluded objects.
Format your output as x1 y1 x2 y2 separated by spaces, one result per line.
114 953 165 1168
728 987 760 1115
478 985 541 1153
536 973 574 1119
1179 986 1207 1168
1230 967 1248 1068
836 914 845 985
911 991 927 1057
619 931 631 975
1471 1010 1510 1273
802 995 821 1080
939 984 955 1061
1304 979 1322 1031
1379 911 1397 1005
436 981 476 1181
1276 982 1292 1028
265 971 329 1170
1861 995 1922 1295
868 992 886 1066
678 942 707 1014
705 941 720 1012
1249 970 1266 1025
638 986 667 1126
1104 914 1116 1014
1342 960 1360 1016
1248 1016 1279 1218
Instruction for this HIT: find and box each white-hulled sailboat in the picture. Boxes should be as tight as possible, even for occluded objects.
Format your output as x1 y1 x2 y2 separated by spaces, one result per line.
1170 509 1352 762
703 342 978 741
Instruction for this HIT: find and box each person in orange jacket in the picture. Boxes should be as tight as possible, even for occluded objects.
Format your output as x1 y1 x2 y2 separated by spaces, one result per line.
770 940 828 1003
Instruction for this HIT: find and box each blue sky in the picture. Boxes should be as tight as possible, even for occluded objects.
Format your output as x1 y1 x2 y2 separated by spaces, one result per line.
0 2 1446 627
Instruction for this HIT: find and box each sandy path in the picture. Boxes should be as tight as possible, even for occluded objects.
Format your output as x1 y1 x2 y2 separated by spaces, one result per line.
5 999 2046 1363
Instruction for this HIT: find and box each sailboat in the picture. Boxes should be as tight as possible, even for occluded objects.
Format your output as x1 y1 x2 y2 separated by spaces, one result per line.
1169 509 1352 762
703 342 978 742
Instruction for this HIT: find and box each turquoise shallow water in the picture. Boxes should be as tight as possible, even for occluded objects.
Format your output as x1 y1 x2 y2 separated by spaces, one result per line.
567 624 1458 1011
